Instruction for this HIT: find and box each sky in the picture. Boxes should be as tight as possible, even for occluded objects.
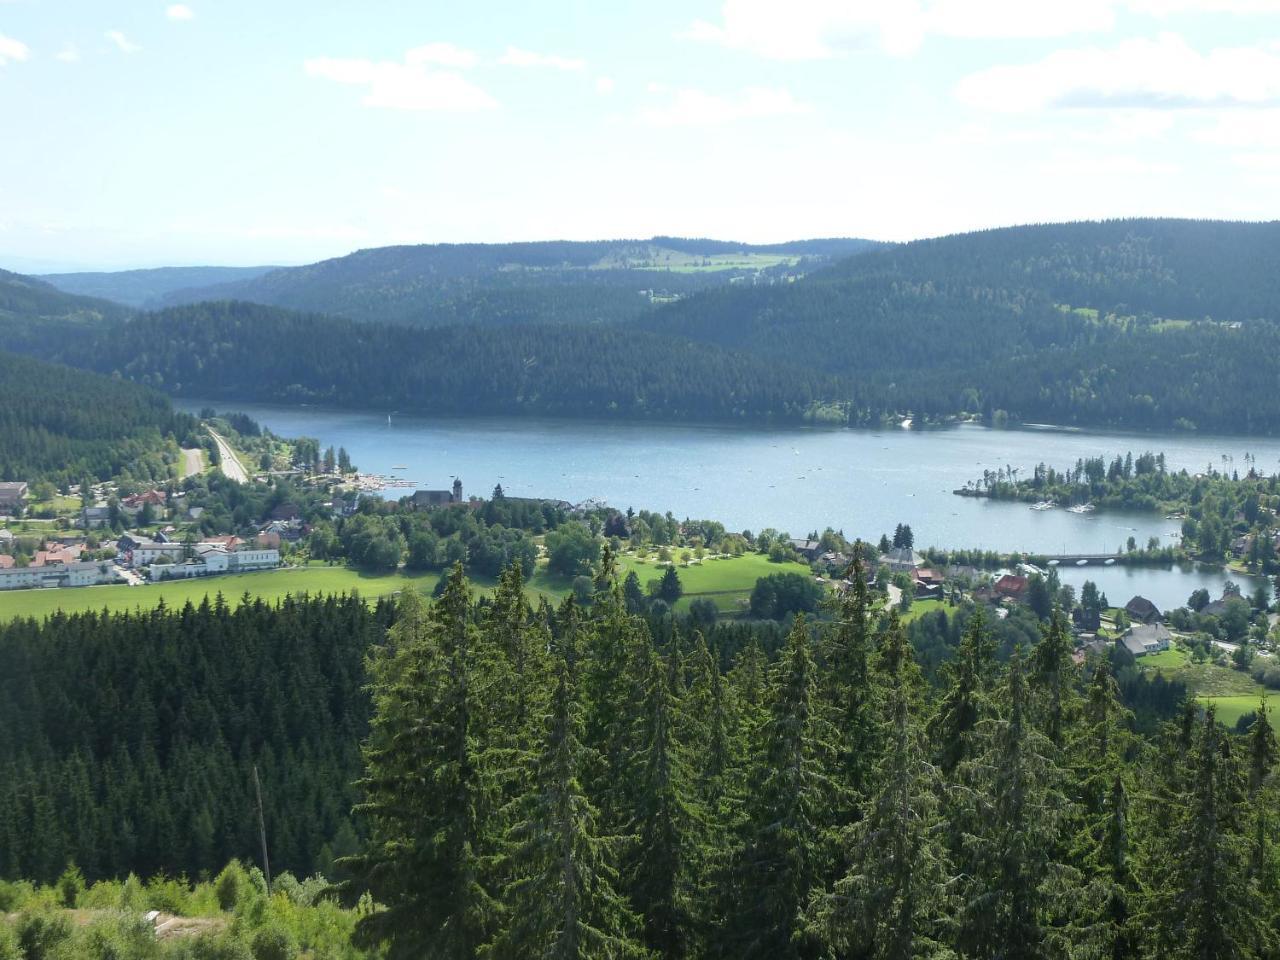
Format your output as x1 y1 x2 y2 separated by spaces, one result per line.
2 0 1280 270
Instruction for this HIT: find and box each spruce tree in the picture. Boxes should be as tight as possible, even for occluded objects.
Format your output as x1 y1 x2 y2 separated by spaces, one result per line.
955 647 1075 960
819 545 879 806
808 615 954 959
1143 707 1272 959
347 577 498 959
1246 700 1278 886
726 616 834 959
927 609 995 776
1029 607 1081 748
1069 658 1140 958
628 652 701 958
484 640 648 959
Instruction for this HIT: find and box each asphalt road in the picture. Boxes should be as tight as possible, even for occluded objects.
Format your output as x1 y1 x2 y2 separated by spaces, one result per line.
206 428 248 483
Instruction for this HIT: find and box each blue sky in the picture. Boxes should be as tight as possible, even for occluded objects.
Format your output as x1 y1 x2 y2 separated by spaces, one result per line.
2 0 1279 269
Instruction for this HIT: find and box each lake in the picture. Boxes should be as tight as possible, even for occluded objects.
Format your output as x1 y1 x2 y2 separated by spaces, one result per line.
187 402 1276 608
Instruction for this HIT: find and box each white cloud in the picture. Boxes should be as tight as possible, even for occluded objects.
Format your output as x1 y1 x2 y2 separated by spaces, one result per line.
498 45 586 70
55 42 79 62
0 31 30 66
305 49 497 112
956 33 1280 111
641 86 813 126
596 76 615 95
683 0 1280 60
166 4 195 21
682 0 926 59
1195 109 1280 146
1130 0 1280 13
405 42 478 68
105 30 142 54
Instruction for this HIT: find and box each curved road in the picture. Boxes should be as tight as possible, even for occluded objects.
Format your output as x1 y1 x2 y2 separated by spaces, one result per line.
206 428 248 483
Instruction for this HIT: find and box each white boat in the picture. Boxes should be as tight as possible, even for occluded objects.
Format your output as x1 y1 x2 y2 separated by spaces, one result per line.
1067 503 1096 514
1104 558 1116 566
1076 559 1089 566
1030 501 1056 511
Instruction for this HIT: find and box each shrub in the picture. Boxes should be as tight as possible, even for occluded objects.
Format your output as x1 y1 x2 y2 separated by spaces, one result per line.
250 925 298 960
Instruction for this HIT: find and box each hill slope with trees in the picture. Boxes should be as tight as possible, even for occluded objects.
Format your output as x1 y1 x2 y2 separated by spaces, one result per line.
155 237 878 326
0 349 196 485
17 300 845 422
0 268 130 326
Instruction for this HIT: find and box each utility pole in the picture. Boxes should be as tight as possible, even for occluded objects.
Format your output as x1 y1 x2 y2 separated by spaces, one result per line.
252 764 272 893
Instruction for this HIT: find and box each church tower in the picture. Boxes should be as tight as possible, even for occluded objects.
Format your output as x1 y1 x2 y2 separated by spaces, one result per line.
452 477 463 502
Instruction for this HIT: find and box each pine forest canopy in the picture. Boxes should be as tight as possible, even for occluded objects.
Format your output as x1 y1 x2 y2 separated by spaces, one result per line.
0 560 1272 960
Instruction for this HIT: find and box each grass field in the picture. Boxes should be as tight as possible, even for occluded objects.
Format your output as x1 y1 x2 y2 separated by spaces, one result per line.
901 598 945 624
618 552 812 614
1201 694 1273 730
1137 640 1277 729
0 564 446 622
0 551 820 624
1139 646 1189 670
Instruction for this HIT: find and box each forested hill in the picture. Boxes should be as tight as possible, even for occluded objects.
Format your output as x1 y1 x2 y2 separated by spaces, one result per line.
826 218 1280 321
154 236 878 326
0 267 130 326
30 300 845 421
632 218 1280 432
39 264 279 308
0 349 196 485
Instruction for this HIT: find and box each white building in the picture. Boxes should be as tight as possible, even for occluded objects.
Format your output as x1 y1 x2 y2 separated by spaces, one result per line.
150 546 279 582
129 540 187 567
0 560 121 591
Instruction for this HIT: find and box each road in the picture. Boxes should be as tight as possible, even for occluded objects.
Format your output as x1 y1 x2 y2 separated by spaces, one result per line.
206 428 248 483
180 447 204 478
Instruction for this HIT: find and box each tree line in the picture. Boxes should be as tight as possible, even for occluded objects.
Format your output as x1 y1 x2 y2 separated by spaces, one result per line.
3 551 1262 958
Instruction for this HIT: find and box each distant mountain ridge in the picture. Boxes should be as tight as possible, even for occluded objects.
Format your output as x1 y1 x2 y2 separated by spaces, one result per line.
6 219 1280 433
152 236 881 326
40 264 281 308
0 267 131 326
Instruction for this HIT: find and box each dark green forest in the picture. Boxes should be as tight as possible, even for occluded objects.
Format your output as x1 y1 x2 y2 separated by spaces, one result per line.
13 300 843 421
0 268 129 327
147 237 875 326
0 350 195 486
1 556 1270 958
0 593 392 883
8 219 1280 432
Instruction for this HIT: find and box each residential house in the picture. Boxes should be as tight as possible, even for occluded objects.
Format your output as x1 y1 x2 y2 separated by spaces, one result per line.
994 574 1029 601
0 555 13 570
32 543 84 567
0 482 27 512
1124 595 1162 624
788 538 822 561
879 547 925 572
1122 622 1172 657
121 489 168 516
912 567 944 599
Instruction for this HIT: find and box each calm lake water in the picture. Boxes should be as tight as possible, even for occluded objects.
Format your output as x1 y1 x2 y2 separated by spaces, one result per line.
187 402 1277 609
